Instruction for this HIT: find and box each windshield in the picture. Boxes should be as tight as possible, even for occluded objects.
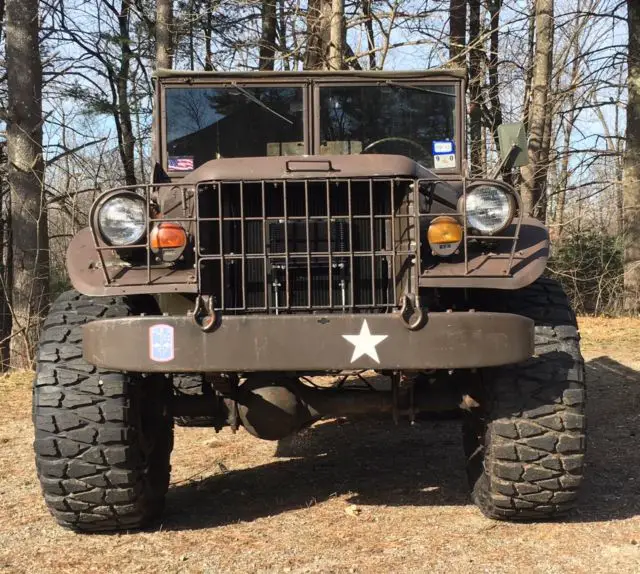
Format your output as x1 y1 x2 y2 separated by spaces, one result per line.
165 86 305 171
318 83 457 168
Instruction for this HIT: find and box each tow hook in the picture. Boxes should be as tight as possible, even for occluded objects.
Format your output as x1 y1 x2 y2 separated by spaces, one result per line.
191 295 218 332
400 293 426 330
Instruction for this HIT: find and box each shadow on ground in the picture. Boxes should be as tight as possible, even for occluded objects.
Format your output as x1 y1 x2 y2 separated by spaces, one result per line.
163 356 640 530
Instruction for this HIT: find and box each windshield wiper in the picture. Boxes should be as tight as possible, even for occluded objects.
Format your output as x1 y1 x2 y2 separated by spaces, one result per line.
385 80 456 98
231 84 294 125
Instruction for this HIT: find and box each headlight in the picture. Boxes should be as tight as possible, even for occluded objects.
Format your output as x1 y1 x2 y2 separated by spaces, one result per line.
97 193 147 246
464 185 514 234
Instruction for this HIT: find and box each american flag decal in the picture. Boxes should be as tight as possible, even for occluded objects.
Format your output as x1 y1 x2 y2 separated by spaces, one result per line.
149 324 175 362
168 156 194 171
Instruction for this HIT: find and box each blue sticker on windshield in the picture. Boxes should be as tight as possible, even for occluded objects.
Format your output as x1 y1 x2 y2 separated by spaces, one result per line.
432 140 455 155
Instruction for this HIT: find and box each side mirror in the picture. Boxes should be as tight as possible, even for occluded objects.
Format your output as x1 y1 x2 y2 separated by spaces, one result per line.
497 122 529 169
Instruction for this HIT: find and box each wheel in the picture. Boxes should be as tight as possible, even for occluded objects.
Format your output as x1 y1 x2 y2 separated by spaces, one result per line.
173 374 217 427
464 277 586 520
33 290 174 532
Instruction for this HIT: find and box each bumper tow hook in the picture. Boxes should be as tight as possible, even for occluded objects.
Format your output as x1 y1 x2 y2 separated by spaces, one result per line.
191 295 218 332
400 294 426 330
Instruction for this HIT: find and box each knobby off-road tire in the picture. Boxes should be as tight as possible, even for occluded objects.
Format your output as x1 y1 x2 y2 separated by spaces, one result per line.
173 375 217 427
33 291 174 532
464 277 586 520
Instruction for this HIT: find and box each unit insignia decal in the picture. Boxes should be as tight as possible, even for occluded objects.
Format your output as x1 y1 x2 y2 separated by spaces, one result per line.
149 324 175 362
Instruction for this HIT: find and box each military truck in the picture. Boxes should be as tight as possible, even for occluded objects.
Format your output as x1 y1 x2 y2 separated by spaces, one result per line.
33 69 585 532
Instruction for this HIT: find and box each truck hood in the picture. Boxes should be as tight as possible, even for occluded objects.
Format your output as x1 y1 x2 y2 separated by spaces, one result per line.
181 154 439 183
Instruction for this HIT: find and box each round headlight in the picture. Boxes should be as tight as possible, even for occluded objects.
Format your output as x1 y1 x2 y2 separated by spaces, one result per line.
97 194 147 246
464 185 514 234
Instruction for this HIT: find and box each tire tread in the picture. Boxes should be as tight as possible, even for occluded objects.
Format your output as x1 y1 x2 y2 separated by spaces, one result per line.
34 291 173 532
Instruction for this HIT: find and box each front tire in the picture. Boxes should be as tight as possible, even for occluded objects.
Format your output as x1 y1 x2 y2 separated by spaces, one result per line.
464 278 586 520
33 291 174 532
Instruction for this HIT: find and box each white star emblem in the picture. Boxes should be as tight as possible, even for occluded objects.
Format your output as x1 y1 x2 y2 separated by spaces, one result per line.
342 320 388 363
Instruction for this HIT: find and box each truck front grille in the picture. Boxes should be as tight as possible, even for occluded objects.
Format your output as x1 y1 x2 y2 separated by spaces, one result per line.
196 178 417 313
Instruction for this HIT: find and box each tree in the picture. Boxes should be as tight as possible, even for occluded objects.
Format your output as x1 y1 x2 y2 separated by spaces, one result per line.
520 0 554 220
328 0 344 70
305 0 331 69
0 139 10 371
117 0 137 186
486 0 503 148
6 0 49 368
157 0 174 69
54 0 140 186
624 0 640 310
449 0 466 64
468 0 484 175
259 0 277 70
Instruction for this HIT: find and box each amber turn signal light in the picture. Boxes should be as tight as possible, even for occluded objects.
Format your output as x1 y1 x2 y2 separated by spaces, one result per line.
427 216 462 257
150 222 187 250
150 222 187 262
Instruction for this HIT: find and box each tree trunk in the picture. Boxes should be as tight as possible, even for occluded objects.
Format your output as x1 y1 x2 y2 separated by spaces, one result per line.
6 0 49 369
554 16 583 238
522 3 536 132
328 0 344 70
259 0 277 70
0 0 5 43
487 0 503 150
117 0 136 187
520 0 554 220
204 5 214 71
615 84 625 235
362 0 376 69
554 118 573 239
468 0 484 176
624 0 640 311
188 0 195 70
305 0 331 69
449 0 466 64
0 141 10 371
156 0 173 70
279 0 290 71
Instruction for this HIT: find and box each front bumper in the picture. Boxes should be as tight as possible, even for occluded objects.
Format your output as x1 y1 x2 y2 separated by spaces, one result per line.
82 312 534 372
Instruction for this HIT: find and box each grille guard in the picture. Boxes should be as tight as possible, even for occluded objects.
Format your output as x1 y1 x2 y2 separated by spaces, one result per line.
75 176 546 303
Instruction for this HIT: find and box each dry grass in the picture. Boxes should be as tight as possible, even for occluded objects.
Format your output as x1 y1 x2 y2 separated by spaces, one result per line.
578 316 640 364
0 321 639 573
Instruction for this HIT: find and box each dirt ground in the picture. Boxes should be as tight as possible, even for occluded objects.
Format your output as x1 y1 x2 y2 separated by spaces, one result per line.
1 317 639 574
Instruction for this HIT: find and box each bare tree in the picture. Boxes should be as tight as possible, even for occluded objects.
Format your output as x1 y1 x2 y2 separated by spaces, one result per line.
487 0 503 148
259 0 277 70
468 0 484 175
117 1 137 186
624 0 640 310
362 0 377 69
328 0 344 70
0 138 10 370
520 0 554 220
305 0 331 69
449 0 466 64
6 0 49 368
0 0 9 369
157 0 174 69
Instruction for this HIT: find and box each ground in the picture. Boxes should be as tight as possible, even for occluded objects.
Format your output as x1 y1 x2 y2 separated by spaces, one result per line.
0 317 639 574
